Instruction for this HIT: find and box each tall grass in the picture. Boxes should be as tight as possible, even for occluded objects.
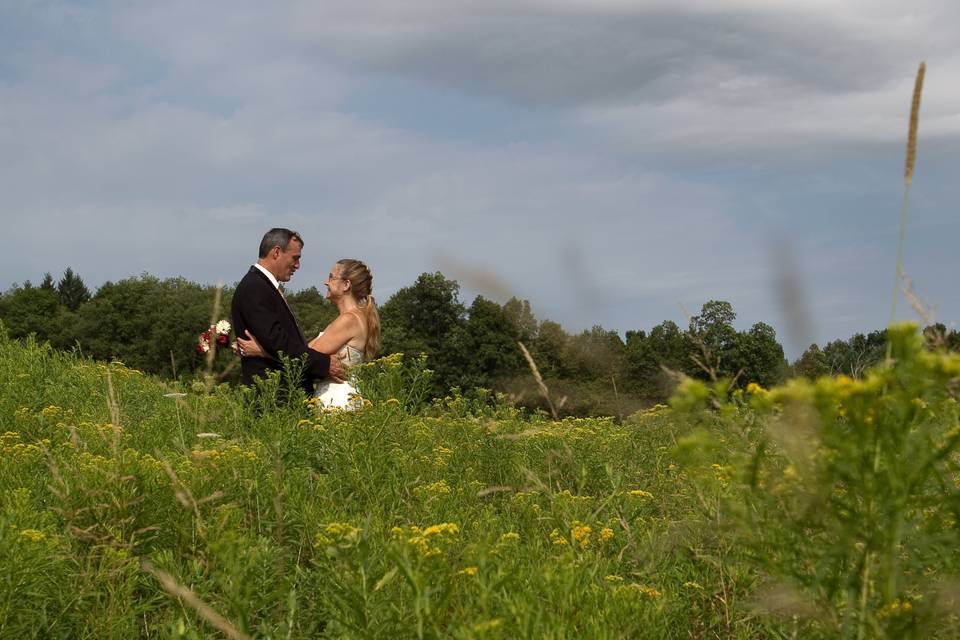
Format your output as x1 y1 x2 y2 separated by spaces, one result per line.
889 62 926 333
2 311 960 638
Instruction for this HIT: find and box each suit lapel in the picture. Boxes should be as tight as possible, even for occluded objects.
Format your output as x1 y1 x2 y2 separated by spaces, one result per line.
251 267 308 344
278 288 308 344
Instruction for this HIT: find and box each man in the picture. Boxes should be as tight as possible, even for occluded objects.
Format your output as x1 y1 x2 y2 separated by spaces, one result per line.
231 228 343 395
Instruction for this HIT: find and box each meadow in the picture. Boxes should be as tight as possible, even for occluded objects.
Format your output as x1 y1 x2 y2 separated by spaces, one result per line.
2 317 960 639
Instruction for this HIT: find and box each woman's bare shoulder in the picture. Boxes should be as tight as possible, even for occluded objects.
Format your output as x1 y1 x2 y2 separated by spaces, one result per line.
328 312 362 331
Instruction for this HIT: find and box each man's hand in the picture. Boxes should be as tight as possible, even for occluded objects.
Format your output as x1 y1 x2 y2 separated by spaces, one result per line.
327 352 347 383
236 330 269 359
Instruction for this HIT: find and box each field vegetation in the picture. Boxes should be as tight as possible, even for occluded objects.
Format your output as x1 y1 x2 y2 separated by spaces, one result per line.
2 319 960 638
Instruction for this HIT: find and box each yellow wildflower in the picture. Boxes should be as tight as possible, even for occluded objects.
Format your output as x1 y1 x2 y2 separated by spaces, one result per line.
628 489 653 499
422 522 459 537
570 521 592 548
877 598 914 619
472 619 503 633
745 382 766 396
631 584 663 599
456 566 479 577
836 374 854 386
432 445 453 468
414 480 452 496
391 522 458 557
41 405 61 418
315 522 361 547
599 527 615 542
18 529 46 543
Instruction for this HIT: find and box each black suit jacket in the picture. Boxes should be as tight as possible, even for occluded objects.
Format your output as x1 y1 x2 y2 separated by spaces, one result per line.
231 266 330 394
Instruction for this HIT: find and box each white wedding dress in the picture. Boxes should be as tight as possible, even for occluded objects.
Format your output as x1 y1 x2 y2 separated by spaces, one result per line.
314 334 364 410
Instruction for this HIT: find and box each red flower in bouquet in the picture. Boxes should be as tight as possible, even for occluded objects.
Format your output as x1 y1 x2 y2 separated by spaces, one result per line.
197 320 231 354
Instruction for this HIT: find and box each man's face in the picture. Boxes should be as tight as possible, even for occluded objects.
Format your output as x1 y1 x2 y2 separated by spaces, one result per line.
274 240 302 282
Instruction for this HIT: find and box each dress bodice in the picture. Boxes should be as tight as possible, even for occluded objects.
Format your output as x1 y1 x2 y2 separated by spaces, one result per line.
339 344 364 368
315 331 365 369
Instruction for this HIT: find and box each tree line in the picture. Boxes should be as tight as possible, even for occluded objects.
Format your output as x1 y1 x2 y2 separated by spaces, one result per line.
3 268 957 416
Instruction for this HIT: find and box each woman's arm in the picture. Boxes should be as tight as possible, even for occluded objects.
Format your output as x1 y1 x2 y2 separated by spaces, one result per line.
309 313 362 355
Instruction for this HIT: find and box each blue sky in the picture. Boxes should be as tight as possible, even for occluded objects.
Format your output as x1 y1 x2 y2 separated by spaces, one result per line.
3 0 959 358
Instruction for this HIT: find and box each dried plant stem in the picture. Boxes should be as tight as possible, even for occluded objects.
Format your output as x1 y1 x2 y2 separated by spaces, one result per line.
105 366 122 462
611 374 622 422
518 342 558 420
205 284 224 391
888 62 925 356
900 272 934 326
140 559 249 640
904 62 925 188
889 188 912 326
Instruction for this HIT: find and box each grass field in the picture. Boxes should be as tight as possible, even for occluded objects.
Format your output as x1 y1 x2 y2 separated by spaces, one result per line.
2 321 960 639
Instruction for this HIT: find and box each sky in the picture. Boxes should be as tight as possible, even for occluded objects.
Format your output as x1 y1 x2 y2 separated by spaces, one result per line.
3 0 959 359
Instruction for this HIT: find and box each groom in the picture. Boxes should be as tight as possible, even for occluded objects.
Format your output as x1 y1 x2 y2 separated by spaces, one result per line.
231 228 343 394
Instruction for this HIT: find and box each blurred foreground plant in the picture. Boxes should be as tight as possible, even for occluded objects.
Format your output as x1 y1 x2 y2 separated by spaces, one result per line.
673 324 960 638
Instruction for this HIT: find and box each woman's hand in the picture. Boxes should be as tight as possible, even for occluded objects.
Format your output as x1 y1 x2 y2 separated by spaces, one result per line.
236 330 269 359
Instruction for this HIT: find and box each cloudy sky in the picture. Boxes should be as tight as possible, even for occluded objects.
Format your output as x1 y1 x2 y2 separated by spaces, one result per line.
3 0 959 357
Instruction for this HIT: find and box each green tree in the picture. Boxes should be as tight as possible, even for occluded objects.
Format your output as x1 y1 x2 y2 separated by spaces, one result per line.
379 272 466 394
794 343 830 379
731 321 787 388
686 301 787 388
450 296 525 390
73 275 225 377
688 300 738 379
922 323 960 352
530 320 569 379
56 267 91 311
565 325 626 381
39 273 55 291
1 283 67 347
822 330 886 377
624 320 691 400
502 297 538 344
287 287 338 338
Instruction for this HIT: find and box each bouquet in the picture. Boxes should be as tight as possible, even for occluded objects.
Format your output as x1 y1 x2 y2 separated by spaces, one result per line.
197 319 232 354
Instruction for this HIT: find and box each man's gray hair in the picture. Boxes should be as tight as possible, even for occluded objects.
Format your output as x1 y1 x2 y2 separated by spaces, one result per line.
258 228 303 258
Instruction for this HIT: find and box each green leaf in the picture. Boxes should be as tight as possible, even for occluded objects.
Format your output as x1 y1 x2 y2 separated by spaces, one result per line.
374 567 398 592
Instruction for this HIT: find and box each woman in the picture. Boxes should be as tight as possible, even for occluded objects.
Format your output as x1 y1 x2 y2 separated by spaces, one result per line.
237 258 380 408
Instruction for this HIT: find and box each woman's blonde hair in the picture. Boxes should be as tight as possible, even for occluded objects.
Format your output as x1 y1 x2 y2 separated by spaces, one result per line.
338 258 381 361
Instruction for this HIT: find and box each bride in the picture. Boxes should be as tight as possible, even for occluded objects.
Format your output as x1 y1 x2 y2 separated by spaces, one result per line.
237 258 380 408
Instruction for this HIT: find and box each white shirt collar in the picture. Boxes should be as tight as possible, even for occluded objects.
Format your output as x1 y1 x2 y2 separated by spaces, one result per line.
253 263 281 291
